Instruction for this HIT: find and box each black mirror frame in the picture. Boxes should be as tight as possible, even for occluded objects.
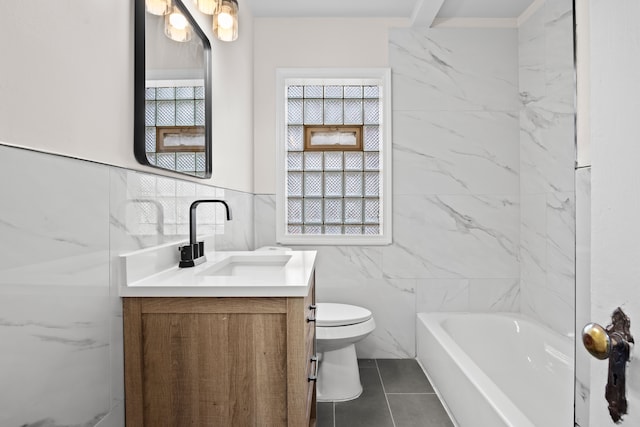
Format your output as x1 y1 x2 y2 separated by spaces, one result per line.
134 0 213 178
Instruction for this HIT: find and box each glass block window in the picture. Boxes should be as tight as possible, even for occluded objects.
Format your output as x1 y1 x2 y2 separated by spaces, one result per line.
286 84 381 235
276 69 392 245
145 83 207 177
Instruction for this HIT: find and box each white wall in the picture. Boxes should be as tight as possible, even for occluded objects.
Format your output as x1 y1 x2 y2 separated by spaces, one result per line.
210 1 254 192
0 0 254 193
586 1 640 425
253 17 406 194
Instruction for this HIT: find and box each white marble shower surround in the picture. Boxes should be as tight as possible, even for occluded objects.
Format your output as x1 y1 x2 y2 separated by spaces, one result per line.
389 28 519 113
518 0 576 336
0 144 254 426
389 26 521 328
393 111 520 197
385 26 521 355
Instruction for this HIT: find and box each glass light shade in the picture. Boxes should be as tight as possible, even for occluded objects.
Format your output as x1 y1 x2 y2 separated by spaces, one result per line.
213 0 238 42
146 0 171 15
194 0 218 15
164 7 193 42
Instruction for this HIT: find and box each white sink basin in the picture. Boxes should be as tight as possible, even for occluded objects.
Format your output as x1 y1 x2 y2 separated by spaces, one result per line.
119 247 317 297
197 254 292 277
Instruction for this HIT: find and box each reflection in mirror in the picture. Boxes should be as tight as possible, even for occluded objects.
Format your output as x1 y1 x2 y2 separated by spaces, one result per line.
134 0 212 178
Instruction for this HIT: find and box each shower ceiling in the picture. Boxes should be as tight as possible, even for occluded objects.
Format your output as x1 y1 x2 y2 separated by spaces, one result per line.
245 0 535 19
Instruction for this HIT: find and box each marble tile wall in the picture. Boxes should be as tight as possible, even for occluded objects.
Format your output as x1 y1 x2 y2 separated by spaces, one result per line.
0 143 254 426
574 166 591 427
256 27 522 359
0 145 111 427
389 27 522 353
518 0 576 336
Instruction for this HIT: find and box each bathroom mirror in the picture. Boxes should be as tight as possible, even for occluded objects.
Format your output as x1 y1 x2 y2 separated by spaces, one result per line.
134 0 212 178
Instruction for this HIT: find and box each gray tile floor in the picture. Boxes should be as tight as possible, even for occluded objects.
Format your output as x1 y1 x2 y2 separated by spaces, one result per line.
317 359 454 427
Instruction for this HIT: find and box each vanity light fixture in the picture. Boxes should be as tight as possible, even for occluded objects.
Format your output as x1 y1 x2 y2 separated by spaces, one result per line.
164 6 193 42
145 0 171 15
193 0 218 15
213 0 239 42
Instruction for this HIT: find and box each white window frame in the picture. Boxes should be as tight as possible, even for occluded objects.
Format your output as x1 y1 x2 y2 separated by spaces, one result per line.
275 68 393 245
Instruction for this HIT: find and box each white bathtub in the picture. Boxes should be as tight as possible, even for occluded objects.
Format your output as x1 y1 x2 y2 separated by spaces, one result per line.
416 312 574 427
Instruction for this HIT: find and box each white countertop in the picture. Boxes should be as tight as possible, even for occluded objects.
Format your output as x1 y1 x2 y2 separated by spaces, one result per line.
119 250 317 298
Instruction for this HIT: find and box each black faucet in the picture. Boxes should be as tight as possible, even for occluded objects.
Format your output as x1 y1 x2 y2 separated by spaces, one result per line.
178 199 232 268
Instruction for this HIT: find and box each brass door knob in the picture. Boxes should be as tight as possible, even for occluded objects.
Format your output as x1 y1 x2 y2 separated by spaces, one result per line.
582 322 612 360
581 307 634 423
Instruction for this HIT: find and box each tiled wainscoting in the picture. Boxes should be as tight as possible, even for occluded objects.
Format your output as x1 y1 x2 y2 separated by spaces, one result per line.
0 143 253 426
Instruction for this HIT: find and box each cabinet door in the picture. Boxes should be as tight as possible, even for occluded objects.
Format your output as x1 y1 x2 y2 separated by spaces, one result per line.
124 298 289 427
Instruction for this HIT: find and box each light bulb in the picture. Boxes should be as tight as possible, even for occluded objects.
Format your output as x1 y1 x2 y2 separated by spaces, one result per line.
217 12 233 29
165 6 192 42
194 0 218 15
146 0 171 15
213 0 238 42
169 11 188 29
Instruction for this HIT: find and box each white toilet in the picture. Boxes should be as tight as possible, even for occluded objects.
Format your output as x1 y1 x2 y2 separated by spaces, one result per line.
316 303 376 402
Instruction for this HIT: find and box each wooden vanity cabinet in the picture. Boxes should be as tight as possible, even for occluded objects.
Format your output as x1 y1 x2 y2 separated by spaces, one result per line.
123 276 316 427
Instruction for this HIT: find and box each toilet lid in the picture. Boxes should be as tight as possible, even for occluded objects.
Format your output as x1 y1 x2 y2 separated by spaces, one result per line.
316 303 372 327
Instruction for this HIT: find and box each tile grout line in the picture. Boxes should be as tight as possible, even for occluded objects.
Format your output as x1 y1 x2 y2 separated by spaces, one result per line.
386 392 436 395
375 359 397 427
332 401 336 427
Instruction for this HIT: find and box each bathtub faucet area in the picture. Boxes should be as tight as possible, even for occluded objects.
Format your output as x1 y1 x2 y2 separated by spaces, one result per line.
178 199 232 268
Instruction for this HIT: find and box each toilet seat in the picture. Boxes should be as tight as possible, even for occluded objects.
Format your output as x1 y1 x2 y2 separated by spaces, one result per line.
317 303 372 327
